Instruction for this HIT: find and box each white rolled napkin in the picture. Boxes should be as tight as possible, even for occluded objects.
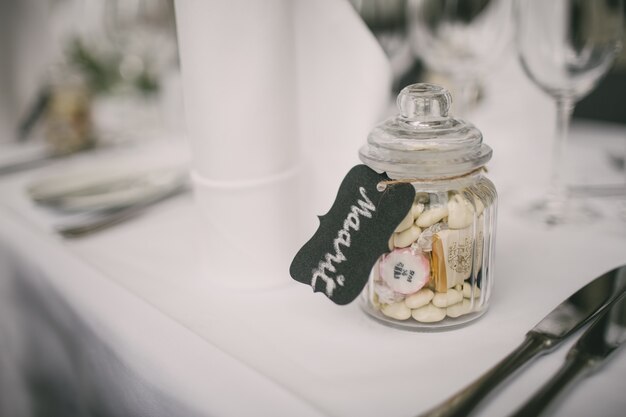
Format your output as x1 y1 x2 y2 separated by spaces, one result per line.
175 0 390 288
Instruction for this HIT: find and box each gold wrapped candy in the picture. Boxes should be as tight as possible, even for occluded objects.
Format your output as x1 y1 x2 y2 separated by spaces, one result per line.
431 223 482 292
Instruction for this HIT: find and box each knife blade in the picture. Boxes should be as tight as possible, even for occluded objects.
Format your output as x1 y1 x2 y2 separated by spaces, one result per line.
510 291 626 417
419 264 626 417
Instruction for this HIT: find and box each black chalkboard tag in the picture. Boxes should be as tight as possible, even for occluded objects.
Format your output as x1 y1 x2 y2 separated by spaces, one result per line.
290 165 415 305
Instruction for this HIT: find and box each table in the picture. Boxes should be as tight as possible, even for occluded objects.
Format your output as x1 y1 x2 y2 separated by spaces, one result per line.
1 64 626 417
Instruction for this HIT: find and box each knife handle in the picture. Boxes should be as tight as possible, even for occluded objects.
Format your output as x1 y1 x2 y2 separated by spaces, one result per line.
419 332 554 417
509 353 592 417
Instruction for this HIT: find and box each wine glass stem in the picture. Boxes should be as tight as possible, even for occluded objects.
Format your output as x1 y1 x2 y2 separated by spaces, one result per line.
549 97 575 210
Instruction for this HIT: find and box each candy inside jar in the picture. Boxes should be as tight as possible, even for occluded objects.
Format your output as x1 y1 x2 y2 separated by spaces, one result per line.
359 83 497 330
364 184 496 329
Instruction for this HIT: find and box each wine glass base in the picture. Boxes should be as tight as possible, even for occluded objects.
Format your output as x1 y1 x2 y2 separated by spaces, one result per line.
522 197 601 226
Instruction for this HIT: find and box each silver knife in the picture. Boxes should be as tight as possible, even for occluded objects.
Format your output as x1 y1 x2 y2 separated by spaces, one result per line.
510 291 626 417
419 264 626 417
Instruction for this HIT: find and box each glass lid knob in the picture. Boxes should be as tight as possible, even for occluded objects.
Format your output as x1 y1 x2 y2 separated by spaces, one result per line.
397 83 452 121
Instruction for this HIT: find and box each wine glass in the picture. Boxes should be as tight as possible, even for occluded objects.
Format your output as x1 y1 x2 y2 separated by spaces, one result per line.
515 0 624 225
406 0 513 116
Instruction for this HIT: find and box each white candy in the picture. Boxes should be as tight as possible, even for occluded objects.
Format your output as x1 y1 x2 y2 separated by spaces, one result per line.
416 206 448 228
380 249 430 294
412 303 446 323
412 202 425 219
405 288 434 309
447 193 475 229
432 289 463 308
388 235 395 251
447 299 473 318
462 283 481 299
394 225 422 248
381 301 412 320
394 210 414 233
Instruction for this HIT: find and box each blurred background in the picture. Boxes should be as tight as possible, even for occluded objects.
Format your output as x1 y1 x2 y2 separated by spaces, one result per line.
1 1 626 416
1 0 623 217
0 0 183 148
349 0 626 122
1 0 624 148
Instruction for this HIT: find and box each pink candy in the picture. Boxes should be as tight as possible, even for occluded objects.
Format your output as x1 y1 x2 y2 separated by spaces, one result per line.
379 248 431 294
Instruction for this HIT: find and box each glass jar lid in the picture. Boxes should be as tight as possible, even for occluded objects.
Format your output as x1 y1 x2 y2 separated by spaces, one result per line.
359 83 492 179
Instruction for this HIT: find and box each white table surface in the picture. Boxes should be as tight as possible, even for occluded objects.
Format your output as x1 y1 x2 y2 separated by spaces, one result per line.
1 60 626 417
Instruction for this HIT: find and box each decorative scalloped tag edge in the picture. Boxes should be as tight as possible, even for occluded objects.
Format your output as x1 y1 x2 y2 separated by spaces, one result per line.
289 165 415 305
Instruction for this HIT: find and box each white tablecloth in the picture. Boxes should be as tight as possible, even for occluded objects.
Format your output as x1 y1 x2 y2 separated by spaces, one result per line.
1 60 626 417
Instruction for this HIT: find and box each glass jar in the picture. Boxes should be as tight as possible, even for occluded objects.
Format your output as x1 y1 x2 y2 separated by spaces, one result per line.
358 83 497 330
